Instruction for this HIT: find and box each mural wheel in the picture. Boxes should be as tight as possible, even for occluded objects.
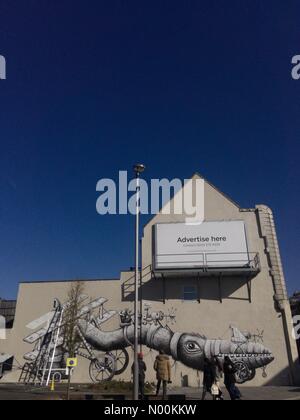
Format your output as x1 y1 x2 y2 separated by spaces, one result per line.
249 369 256 381
89 354 115 383
52 372 62 383
110 349 129 375
234 361 251 384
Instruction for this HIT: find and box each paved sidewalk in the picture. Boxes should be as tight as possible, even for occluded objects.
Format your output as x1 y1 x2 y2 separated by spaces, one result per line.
0 384 299 400
171 386 300 401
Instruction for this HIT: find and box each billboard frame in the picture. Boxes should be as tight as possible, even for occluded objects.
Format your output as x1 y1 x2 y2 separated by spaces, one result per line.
152 221 260 276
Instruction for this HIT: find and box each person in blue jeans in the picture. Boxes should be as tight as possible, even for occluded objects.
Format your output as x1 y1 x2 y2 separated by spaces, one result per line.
223 357 241 400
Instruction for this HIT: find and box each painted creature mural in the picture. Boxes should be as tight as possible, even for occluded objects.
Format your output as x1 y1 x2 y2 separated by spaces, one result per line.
19 295 274 385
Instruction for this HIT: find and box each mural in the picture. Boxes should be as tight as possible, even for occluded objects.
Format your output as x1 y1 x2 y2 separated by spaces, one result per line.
19 295 274 385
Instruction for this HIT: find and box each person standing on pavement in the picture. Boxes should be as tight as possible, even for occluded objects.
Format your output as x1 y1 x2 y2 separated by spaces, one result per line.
131 352 147 399
223 356 241 400
154 350 172 400
212 357 224 400
202 358 215 400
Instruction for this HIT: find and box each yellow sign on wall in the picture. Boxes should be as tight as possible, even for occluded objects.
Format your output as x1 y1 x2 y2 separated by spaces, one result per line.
66 358 78 368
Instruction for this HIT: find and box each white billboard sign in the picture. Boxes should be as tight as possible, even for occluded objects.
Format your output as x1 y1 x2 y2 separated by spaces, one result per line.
154 221 249 270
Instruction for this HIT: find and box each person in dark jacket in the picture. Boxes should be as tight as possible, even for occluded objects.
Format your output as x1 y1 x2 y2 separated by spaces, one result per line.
202 358 215 400
131 353 147 399
154 350 172 400
223 356 241 400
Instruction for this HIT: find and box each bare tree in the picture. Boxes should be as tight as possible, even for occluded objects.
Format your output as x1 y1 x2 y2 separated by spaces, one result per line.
63 281 86 358
62 281 86 400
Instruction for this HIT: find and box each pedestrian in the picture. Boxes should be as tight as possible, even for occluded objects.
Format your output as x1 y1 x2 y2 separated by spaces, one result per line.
202 358 215 400
131 352 147 399
223 356 241 400
212 357 224 400
154 350 171 400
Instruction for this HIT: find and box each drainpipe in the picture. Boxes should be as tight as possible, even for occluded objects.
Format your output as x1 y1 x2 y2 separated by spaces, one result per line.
256 205 299 385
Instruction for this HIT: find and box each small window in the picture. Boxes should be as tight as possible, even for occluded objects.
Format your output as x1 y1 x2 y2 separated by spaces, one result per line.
0 300 16 329
0 356 14 377
183 286 198 301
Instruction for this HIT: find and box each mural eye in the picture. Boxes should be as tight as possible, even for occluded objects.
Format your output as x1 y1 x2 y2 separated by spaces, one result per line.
185 341 201 353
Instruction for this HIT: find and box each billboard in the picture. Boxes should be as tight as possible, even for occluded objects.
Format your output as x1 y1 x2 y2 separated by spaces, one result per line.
154 221 249 270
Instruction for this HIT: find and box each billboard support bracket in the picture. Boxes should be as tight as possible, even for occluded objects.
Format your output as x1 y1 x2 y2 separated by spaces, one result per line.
162 274 166 304
197 273 201 303
246 277 252 303
218 274 223 303
152 270 166 304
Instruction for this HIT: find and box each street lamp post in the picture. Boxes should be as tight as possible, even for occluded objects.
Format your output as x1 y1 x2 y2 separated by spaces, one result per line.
133 164 145 401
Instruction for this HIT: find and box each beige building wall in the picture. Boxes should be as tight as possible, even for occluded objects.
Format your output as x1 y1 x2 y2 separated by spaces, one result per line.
1 174 299 387
140 174 300 386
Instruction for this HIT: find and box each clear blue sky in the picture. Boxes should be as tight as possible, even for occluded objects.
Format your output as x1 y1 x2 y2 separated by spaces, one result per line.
0 1 299 299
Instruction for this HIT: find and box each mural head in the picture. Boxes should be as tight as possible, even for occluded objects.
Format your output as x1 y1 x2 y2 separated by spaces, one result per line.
177 333 206 370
